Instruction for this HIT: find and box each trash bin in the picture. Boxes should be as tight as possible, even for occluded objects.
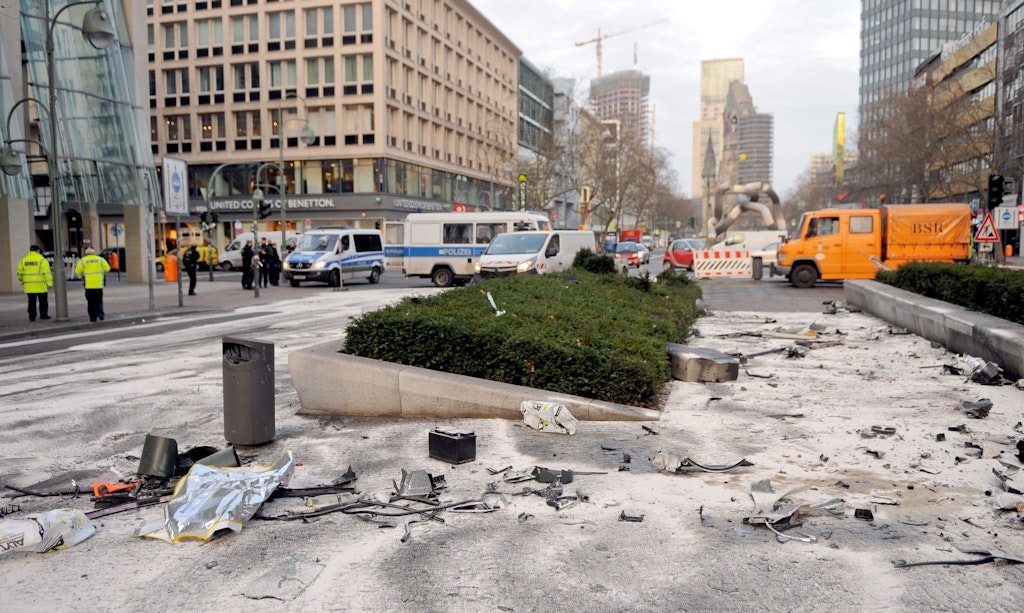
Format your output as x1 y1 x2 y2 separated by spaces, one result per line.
165 254 178 282
222 336 275 445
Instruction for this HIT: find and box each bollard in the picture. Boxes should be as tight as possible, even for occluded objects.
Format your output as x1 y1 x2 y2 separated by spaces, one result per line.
1006 244 1013 258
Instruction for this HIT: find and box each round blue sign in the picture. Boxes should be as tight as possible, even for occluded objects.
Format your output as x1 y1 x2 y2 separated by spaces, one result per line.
171 171 182 193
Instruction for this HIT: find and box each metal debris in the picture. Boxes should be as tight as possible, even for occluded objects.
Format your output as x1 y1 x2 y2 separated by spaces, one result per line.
652 451 754 474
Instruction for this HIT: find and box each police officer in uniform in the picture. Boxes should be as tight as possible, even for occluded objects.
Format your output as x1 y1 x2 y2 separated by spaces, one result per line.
74 247 112 322
17 245 53 321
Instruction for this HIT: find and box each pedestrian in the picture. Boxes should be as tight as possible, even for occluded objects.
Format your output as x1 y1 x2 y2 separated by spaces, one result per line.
17 245 53 321
269 242 281 286
258 237 271 288
241 239 255 289
183 245 199 295
74 247 111 322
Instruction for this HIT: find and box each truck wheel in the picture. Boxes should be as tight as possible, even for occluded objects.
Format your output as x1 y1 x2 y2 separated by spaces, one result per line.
432 267 454 287
791 264 818 289
330 269 341 287
752 257 763 281
368 267 381 284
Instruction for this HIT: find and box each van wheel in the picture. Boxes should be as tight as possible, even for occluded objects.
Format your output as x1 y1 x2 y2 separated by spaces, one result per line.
368 267 381 284
219 262 234 271
330 269 341 287
791 264 818 288
432 267 454 287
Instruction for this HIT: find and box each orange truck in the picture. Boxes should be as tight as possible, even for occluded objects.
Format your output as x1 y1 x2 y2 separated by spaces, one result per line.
776 203 972 288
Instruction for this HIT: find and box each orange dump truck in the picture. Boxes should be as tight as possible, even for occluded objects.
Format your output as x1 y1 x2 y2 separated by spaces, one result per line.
776 203 972 288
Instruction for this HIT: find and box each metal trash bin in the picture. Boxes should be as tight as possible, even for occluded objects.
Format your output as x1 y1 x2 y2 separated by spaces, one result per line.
222 336 275 445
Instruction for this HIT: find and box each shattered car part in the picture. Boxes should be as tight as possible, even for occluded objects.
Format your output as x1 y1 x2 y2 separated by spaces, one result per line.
652 451 754 474
134 451 294 542
137 434 179 478
393 469 445 499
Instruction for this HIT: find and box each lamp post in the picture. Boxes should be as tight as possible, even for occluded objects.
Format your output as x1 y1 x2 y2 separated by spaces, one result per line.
1 2 116 321
276 92 315 253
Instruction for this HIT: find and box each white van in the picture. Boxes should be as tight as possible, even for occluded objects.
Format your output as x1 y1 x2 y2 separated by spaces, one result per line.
387 211 552 287
219 231 301 270
282 228 385 287
474 230 598 279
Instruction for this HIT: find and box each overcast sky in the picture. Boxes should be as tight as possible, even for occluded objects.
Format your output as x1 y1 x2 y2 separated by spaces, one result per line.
473 0 861 197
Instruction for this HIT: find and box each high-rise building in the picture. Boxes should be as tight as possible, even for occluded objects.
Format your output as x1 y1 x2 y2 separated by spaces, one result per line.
719 81 773 188
859 0 1004 120
1002 1 1024 200
588 69 650 147
692 58 743 198
147 0 522 253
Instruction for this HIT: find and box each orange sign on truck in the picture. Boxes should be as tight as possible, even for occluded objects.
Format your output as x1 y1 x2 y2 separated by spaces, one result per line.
776 203 972 288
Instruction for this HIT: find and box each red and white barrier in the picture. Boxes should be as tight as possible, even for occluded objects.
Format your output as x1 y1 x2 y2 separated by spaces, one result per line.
692 250 753 278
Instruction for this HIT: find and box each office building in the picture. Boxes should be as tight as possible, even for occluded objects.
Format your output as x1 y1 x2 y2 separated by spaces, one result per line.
1002 1 1024 199
859 0 1003 121
692 58 743 198
1 1 155 288
147 0 521 253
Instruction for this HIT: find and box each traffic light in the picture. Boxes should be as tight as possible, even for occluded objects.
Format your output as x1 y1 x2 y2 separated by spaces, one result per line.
258 199 272 219
988 173 1005 209
211 212 219 224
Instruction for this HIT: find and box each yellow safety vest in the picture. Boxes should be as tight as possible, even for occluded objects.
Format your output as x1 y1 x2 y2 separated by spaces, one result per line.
75 254 111 289
17 251 53 294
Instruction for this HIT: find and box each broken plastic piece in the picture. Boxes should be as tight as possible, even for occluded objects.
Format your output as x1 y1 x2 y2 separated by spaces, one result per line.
871 425 896 436
0 508 96 554
618 511 644 522
332 466 358 486
854 508 874 521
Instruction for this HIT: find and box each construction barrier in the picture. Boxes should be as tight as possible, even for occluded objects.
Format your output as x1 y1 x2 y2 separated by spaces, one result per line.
692 250 753 279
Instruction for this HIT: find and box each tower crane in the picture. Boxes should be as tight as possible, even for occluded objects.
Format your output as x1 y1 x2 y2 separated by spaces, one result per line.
574 19 669 77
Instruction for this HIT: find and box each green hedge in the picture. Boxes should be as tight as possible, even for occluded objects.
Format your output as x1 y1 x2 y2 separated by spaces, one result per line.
343 268 702 407
877 262 1024 325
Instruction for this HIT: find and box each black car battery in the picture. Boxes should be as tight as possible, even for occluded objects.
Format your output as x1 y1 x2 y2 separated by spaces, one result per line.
428 427 477 464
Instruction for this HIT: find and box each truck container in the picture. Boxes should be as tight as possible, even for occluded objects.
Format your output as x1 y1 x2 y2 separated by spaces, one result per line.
776 203 972 288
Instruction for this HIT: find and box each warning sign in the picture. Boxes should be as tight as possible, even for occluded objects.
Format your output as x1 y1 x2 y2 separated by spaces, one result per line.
974 212 999 242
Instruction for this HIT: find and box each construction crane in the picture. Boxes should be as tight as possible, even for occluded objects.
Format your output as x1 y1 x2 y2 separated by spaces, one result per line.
574 19 669 77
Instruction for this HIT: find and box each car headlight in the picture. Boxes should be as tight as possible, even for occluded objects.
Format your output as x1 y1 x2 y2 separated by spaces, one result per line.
474 263 481 273
517 258 535 273
282 261 291 270
313 261 325 270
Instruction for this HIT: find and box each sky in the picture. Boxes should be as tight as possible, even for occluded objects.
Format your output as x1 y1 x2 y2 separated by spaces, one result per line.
472 0 861 197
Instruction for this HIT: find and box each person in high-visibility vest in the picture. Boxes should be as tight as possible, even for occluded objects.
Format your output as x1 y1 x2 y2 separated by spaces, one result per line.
17 245 53 321
74 247 112 322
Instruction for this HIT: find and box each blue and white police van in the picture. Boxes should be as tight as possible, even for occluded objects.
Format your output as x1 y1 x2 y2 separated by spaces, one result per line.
282 227 385 287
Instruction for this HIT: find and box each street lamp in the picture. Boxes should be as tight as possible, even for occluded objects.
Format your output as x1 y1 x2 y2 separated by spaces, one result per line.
3 2 117 321
275 92 315 252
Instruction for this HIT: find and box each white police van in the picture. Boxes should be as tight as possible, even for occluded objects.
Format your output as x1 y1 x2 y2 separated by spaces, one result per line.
282 227 385 287
386 211 551 287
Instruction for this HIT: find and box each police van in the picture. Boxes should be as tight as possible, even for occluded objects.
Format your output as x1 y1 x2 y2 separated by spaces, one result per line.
282 227 384 287
385 211 551 287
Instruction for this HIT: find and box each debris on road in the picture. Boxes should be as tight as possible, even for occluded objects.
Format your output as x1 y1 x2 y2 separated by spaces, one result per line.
893 544 1024 568
667 343 739 383
0 508 96 554
957 398 993 419
652 451 754 474
520 400 578 435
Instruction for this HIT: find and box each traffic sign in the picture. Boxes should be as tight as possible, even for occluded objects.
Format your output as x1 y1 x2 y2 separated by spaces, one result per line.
994 206 1016 230
974 212 999 242
111 223 123 236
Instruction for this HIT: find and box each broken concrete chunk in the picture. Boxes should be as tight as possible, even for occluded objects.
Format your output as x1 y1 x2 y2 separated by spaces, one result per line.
666 343 739 383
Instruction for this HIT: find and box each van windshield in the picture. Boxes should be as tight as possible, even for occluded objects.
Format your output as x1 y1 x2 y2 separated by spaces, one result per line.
295 233 337 253
484 233 548 255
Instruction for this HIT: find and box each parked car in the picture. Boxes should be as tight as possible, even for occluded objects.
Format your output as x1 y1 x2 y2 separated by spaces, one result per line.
662 238 705 271
155 245 219 272
614 241 642 271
